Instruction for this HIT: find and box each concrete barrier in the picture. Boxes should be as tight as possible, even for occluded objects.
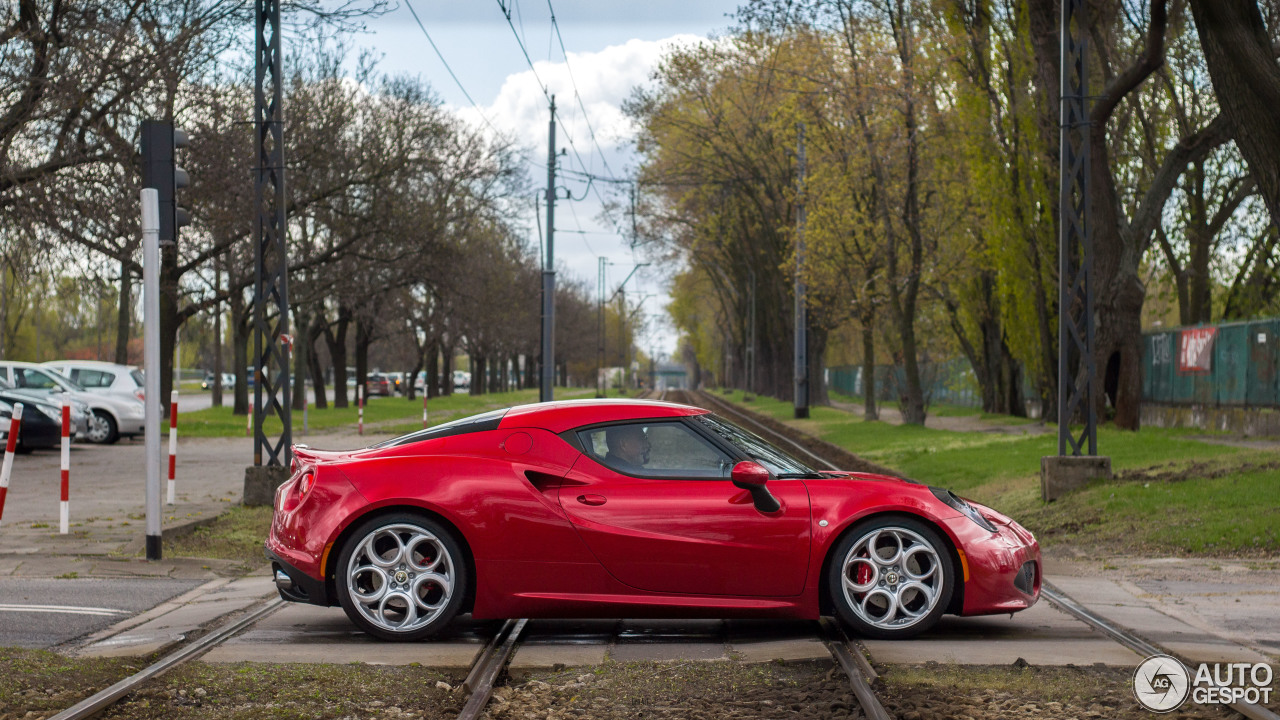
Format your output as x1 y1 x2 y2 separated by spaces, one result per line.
1141 404 1280 437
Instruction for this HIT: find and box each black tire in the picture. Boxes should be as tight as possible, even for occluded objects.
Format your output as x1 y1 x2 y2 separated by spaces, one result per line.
334 512 468 642
88 410 120 444
827 515 955 640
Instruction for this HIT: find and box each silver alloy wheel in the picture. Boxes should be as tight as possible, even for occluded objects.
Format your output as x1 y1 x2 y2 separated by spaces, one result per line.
840 526 945 631
86 412 111 443
345 523 454 634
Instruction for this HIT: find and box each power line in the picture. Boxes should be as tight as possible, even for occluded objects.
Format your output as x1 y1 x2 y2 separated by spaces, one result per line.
494 0 625 233
403 0 504 139
546 0 618 179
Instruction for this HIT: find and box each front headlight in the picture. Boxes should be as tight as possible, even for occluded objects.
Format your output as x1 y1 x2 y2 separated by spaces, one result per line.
929 486 998 533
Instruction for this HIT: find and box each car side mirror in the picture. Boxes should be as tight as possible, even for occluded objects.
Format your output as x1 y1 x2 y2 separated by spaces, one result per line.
731 461 781 513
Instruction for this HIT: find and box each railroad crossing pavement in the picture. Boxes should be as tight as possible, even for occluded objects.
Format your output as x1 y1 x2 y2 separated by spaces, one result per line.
0 577 202 648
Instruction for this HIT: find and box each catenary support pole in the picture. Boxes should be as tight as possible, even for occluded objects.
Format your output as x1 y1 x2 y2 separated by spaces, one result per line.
142 188 162 560
167 390 178 505
60 403 70 533
597 256 606 398
794 122 809 419
540 96 557 403
0 404 22 526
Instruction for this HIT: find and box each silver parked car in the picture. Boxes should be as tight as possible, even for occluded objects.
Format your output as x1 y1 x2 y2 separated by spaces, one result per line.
0 376 90 442
0 361 142 444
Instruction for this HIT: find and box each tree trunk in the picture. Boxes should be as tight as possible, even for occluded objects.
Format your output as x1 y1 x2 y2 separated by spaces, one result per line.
212 264 223 408
354 318 370 398
115 258 131 365
231 292 249 416
308 317 328 410
324 307 350 408
441 347 453 395
1189 0 1280 229
291 306 308 411
427 343 440 398
861 321 878 421
470 355 484 395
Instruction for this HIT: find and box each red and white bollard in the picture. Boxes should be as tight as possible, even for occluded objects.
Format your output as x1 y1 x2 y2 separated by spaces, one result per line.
60 402 70 534
422 390 428 429
167 390 178 505
357 385 364 436
0 403 23 527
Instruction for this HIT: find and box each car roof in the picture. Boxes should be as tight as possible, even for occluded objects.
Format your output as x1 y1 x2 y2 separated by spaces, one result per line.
42 360 137 370
499 399 706 434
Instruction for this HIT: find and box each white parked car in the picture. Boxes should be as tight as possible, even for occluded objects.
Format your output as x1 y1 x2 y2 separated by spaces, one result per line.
1 361 145 444
42 360 146 403
0 376 91 442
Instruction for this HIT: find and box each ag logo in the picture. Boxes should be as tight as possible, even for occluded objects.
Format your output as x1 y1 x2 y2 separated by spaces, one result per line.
1134 654 1190 712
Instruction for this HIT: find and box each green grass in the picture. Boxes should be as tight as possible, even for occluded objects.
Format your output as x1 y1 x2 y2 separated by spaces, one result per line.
719 390 1277 556
178 386 596 438
165 505 275 569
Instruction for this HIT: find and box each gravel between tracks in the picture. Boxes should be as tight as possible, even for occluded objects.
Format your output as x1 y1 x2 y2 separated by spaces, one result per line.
487 661 865 720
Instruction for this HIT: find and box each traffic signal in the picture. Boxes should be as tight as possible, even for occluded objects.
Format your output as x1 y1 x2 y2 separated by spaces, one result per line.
141 120 190 245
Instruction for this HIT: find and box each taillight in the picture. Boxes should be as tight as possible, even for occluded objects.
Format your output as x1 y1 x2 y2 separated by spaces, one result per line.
135 390 145 401
298 472 316 497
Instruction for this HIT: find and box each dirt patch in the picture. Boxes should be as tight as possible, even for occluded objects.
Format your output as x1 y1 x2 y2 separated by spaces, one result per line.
0 647 137 719
1116 458 1280 484
99 661 463 720
879 662 1255 720
677 390 906 480
492 661 866 720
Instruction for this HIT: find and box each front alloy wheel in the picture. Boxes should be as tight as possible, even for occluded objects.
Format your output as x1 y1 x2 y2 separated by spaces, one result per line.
87 410 119 444
828 517 954 639
335 514 466 641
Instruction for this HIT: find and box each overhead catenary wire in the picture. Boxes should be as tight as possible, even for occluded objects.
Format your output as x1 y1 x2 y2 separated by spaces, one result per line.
494 0 626 233
403 0 505 139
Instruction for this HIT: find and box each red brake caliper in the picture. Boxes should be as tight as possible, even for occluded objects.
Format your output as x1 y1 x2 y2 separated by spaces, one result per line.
856 560 873 588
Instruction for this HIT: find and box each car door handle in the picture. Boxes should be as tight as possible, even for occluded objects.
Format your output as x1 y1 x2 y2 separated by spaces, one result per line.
576 494 607 506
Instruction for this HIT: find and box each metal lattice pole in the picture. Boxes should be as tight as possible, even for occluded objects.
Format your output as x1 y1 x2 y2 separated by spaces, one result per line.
1057 0 1097 456
253 0 291 466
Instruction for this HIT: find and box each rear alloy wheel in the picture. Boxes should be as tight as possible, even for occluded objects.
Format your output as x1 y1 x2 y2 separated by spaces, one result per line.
335 513 467 641
828 516 954 640
87 410 119 444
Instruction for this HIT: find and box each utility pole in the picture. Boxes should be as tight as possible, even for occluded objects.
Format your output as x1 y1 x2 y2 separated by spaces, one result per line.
141 189 161 560
1043 0 1110 499
540 96 556 403
596 256 606 398
617 287 625 392
794 122 809 419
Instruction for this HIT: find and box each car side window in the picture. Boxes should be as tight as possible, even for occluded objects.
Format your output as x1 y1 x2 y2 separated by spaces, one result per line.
16 368 58 390
77 370 112 388
577 421 732 479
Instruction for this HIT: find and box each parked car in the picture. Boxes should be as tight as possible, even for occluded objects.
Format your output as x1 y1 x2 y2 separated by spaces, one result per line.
365 373 391 397
0 362 128 443
266 399 1041 642
202 372 237 390
43 360 145 403
452 370 471 390
384 372 405 395
0 396 64 452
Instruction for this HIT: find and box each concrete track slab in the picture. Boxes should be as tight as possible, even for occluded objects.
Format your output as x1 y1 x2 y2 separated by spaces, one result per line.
77 576 274 657
609 641 728 662
509 644 609 676
861 601 1141 666
730 637 831 663
1048 576 1273 665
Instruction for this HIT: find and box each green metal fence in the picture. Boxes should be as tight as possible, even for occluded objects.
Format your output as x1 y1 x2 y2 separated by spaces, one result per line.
1143 318 1280 407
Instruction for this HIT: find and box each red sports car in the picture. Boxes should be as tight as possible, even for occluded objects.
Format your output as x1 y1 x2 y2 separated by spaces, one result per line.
265 399 1040 641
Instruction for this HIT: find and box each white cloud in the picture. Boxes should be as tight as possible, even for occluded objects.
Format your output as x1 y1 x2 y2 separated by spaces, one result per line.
455 34 707 155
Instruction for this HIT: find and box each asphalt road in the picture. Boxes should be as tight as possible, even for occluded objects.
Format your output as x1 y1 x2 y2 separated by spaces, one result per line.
0 577 201 648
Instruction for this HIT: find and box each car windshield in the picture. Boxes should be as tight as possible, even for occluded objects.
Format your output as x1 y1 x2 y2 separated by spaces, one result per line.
369 408 509 449
43 368 85 392
694 414 818 477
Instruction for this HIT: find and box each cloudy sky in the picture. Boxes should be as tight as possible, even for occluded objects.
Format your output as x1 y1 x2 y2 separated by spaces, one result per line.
347 0 742 357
